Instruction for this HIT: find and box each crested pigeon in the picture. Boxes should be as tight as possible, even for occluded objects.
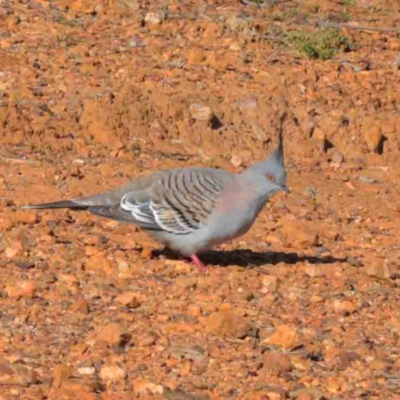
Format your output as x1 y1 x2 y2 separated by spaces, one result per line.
23 114 289 271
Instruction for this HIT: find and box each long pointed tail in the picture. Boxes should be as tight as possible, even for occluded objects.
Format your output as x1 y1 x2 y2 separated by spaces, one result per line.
21 200 87 210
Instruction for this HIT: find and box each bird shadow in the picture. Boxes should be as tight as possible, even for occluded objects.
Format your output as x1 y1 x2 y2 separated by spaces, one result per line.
152 248 348 269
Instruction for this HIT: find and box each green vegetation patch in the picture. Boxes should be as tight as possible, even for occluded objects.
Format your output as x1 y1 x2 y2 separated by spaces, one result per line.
286 28 350 60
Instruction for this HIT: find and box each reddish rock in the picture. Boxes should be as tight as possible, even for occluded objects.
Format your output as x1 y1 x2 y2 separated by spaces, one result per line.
165 259 191 274
205 311 252 339
230 154 243 168
293 388 324 400
85 252 113 275
144 11 165 25
187 304 202 317
137 334 156 347
0 363 39 386
70 298 89 315
263 325 301 350
261 275 279 293
237 95 259 110
0 217 14 230
229 41 241 52
77 366 95 376
388 38 400 51
364 258 391 279
328 148 345 165
51 364 71 388
263 352 292 374
364 126 384 153
115 292 142 308
95 324 130 346
281 221 319 248
335 351 361 370
310 295 324 303
331 299 357 315
5 281 36 299
304 263 324 278
264 387 289 400
175 275 197 289
186 48 206 65
4 241 23 258
99 365 126 382
12 211 38 225
188 103 214 122
69 343 89 356
131 377 163 394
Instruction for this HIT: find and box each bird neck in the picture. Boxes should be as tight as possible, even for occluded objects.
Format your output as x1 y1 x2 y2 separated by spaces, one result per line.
239 171 278 200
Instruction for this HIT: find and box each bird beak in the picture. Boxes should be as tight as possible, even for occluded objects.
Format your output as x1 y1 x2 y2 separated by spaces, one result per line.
282 185 291 194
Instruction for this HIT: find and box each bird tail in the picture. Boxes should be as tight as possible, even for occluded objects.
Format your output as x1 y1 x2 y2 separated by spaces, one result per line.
21 200 87 210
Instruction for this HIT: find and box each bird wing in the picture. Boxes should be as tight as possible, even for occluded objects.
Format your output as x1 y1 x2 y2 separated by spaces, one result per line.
114 168 225 235
22 168 227 235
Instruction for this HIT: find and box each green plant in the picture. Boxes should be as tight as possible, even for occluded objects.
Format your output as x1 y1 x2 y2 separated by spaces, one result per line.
281 9 300 19
246 0 265 6
286 28 350 60
310 5 320 14
337 11 351 22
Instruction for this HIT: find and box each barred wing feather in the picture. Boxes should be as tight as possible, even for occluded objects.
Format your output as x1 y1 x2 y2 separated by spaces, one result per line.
120 169 223 235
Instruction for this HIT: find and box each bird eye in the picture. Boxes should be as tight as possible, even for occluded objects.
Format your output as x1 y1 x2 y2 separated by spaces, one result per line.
266 173 276 182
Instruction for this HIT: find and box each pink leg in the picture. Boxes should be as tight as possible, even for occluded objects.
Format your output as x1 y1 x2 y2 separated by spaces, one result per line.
190 254 206 273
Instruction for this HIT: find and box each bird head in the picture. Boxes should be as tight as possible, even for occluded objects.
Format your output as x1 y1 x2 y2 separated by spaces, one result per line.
243 112 290 194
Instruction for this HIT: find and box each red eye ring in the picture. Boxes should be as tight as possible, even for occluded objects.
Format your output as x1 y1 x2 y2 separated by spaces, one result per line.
266 173 276 182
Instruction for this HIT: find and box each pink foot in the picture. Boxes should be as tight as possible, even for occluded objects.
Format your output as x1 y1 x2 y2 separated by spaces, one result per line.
190 254 207 273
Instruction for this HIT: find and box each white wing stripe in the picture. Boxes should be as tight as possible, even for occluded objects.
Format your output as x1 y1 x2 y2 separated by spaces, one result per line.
151 202 190 234
121 193 154 224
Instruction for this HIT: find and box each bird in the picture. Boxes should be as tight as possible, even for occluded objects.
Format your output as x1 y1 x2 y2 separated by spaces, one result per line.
23 113 289 272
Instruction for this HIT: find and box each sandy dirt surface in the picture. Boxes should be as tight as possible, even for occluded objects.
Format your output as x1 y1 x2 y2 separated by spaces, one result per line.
1 0 400 399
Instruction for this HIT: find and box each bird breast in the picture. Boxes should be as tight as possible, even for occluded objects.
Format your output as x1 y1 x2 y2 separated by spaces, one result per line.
207 186 267 243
